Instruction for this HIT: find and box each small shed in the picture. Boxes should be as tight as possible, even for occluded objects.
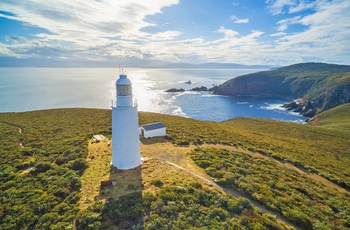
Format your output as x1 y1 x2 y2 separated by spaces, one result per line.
92 134 105 142
139 122 166 138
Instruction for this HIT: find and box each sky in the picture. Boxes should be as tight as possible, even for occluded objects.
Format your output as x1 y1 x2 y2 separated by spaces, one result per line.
0 0 349 67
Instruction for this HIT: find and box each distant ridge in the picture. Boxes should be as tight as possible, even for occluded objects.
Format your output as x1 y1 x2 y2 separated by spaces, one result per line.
213 62 350 116
160 62 271 69
0 57 271 69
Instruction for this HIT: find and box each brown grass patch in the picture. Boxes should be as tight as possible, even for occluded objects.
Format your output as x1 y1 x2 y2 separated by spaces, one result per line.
79 139 111 209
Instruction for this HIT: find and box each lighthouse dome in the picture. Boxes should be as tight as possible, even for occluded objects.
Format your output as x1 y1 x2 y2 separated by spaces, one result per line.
116 74 131 85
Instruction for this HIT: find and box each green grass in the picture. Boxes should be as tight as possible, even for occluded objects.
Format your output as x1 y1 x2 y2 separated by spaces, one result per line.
315 103 350 131
1 108 350 229
98 159 293 230
140 112 350 189
0 108 111 229
222 117 350 189
188 147 350 229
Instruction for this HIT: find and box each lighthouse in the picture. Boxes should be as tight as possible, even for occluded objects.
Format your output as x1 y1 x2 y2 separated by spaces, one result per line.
111 71 141 169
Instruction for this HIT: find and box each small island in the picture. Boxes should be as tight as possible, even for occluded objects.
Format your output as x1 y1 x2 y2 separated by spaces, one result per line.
165 86 208 92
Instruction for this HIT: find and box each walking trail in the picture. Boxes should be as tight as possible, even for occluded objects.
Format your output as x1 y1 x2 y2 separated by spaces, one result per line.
141 140 350 229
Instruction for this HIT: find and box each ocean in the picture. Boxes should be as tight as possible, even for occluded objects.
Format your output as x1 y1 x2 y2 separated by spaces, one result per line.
0 67 305 123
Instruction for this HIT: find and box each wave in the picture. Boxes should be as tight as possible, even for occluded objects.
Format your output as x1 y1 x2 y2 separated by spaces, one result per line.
172 106 187 117
173 91 201 97
201 94 222 97
271 118 306 124
260 103 285 111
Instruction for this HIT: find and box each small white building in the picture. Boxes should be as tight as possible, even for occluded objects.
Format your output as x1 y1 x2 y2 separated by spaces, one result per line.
140 122 166 138
92 134 105 142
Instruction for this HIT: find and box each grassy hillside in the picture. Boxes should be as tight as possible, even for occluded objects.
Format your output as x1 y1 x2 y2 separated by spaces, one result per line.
311 103 350 131
140 111 350 189
0 109 111 229
1 108 350 229
188 147 350 229
213 63 350 113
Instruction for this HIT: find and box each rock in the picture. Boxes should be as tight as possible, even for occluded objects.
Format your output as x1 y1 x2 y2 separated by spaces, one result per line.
209 85 219 91
282 98 316 118
282 101 298 111
190 86 208 91
302 108 316 118
165 88 185 92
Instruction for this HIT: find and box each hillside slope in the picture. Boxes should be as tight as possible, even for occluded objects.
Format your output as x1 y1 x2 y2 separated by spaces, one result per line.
308 103 350 131
213 63 350 116
1 108 350 229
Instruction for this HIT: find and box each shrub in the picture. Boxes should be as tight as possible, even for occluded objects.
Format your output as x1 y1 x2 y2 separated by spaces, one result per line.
150 179 163 188
34 162 53 173
70 159 87 172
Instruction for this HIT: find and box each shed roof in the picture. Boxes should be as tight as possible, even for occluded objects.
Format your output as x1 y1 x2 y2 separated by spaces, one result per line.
92 134 105 141
141 122 166 131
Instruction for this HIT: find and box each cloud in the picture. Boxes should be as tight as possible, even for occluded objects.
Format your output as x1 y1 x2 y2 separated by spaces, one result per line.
0 0 349 66
276 16 302 31
0 0 179 44
0 43 23 57
289 0 316 13
216 26 240 38
272 0 350 64
270 32 286 37
230 15 249 24
266 0 294 15
266 0 319 15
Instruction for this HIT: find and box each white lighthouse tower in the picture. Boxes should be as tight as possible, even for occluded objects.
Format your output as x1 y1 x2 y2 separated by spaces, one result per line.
111 71 141 169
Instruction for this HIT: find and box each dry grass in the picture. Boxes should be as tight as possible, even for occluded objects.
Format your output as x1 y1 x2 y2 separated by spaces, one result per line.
101 166 143 200
80 138 220 210
80 135 348 213
79 139 112 209
141 158 217 195
141 141 211 180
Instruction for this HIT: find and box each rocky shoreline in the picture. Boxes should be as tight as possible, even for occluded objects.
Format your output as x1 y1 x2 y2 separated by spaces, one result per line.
165 86 208 93
282 98 316 118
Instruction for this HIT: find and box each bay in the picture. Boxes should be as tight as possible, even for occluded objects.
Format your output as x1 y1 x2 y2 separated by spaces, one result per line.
0 67 305 123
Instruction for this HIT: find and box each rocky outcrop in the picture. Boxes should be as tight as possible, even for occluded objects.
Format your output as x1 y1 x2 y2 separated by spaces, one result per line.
165 86 208 92
190 86 208 91
282 99 316 118
165 88 185 92
213 63 350 117
209 85 219 91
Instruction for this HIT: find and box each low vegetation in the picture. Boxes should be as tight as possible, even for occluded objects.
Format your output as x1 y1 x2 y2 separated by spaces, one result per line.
312 103 350 131
0 109 111 229
78 158 293 229
188 147 350 229
140 110 350 189
1 107 349 229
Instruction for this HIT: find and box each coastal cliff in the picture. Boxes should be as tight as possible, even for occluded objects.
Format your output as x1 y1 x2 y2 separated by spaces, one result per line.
213 63 350 116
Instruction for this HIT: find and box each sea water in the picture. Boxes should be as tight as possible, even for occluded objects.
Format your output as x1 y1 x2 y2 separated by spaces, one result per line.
0 67 305 123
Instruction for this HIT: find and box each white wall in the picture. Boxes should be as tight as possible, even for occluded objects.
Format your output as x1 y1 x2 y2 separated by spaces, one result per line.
112 106 141 169
141 127 166 138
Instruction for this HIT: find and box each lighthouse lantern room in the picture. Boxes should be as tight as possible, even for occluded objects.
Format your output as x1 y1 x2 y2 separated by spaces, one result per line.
111 71 141 169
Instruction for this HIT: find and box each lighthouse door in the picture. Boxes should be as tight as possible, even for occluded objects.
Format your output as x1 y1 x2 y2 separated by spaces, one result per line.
141 129 145 137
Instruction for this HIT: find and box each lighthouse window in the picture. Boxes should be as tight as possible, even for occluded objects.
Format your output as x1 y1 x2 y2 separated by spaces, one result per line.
117 84 132 96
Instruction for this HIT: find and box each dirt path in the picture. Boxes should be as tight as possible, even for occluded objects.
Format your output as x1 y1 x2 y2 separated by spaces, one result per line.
201 144 349 194
146 156 300 230
143 142 348 194
142 141 350 228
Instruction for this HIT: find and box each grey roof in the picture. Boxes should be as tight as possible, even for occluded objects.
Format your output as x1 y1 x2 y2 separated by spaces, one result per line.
141 122 166 131
92 134 105 141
